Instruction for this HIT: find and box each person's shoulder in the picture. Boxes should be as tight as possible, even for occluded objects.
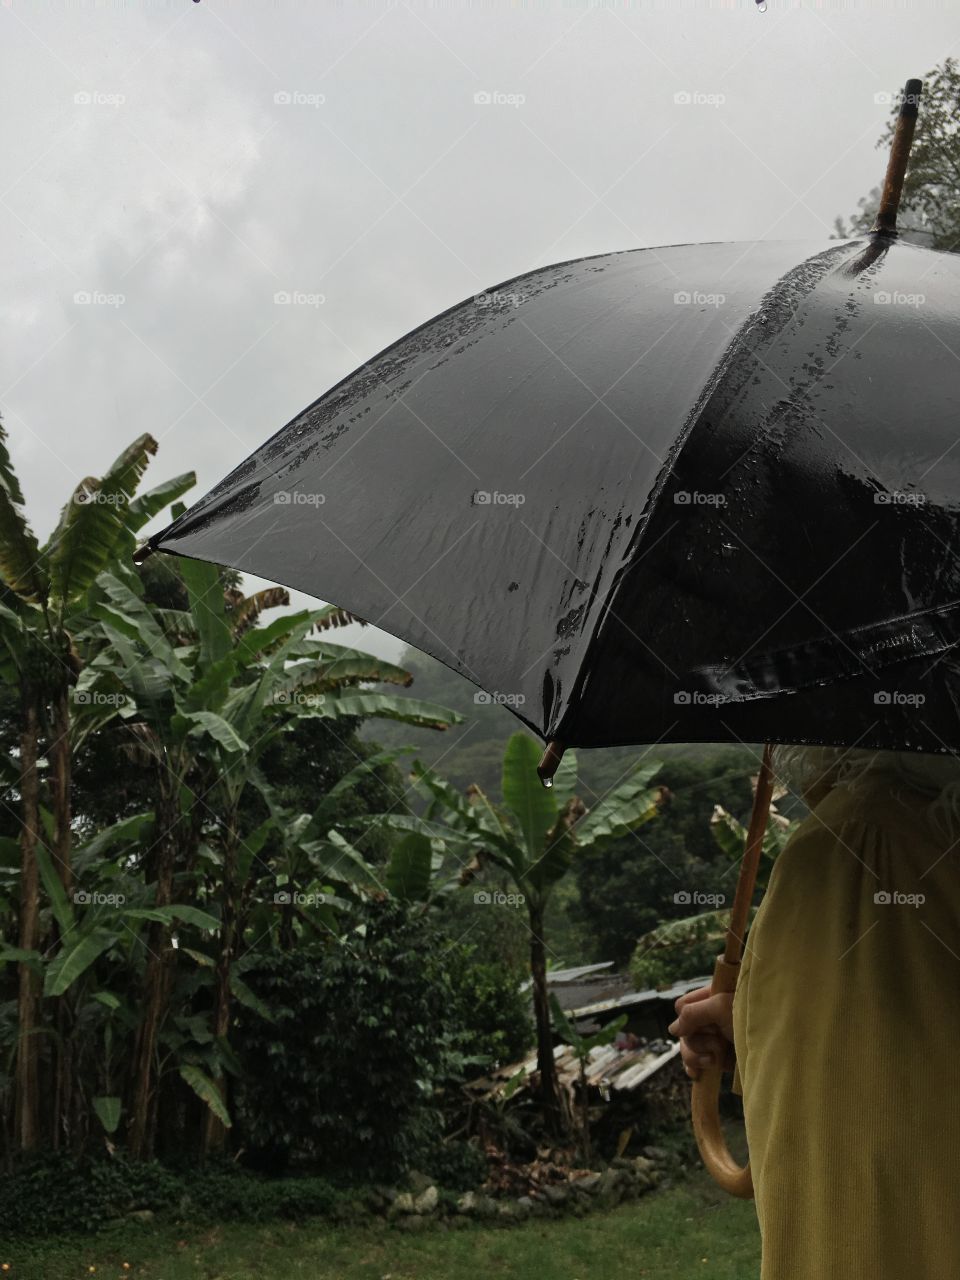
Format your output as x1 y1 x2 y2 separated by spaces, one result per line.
805 778 935 843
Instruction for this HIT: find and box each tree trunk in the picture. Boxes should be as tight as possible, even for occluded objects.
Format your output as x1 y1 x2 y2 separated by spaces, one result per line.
202 826 238 1155
528 898 565 1137
49 682 72 895
127 778 179 1160
49 681 74 1150
14 695 41 1151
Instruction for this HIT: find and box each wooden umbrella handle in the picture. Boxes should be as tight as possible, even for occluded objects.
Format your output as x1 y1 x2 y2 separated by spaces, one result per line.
691 955 755 1198
689 743 775 1200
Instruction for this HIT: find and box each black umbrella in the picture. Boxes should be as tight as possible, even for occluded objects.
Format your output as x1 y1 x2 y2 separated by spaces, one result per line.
136 107 955 771
137 80 941 1196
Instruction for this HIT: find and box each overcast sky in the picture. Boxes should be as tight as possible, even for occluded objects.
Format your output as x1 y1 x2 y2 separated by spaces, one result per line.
2 0 957 659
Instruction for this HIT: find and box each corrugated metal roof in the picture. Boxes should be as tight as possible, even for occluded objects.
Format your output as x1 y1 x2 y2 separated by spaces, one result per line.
468 1039 681 1100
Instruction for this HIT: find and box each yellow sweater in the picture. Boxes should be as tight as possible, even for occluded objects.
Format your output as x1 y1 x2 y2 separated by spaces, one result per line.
731 776 960 1280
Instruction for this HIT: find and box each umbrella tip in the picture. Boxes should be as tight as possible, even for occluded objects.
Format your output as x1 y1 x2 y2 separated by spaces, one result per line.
871 77 923 238
132 542 154 566
537 739 565 787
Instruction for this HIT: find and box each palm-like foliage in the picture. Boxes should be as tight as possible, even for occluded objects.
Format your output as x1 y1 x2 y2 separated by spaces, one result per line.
629 783 798 989
372 732 665 1132
0 417 194 1151
85 554 461 1156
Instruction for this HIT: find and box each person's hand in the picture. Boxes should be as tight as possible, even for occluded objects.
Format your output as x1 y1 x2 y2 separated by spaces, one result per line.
667 985 735 1080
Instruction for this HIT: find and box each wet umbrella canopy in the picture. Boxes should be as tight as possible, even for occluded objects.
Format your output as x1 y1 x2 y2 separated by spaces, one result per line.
138 233 960 757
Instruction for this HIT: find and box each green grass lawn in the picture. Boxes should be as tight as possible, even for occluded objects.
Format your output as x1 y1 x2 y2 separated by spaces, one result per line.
4 1165 761 1280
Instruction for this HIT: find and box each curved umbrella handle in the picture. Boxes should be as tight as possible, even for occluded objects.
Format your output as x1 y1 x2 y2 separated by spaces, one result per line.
688 743 775 1200
691 956 753 1199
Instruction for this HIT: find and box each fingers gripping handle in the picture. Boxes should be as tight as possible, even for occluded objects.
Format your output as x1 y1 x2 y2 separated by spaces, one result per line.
691 955 754 1199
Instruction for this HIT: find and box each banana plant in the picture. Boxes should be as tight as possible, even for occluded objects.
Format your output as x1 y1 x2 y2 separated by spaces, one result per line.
630 785 799 989
0 416 194 1152
368 732 665 1135
87 553 461 1157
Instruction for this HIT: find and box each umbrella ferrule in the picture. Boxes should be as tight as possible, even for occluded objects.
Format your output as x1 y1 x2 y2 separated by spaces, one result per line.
537 739 565 787
871 77 923 238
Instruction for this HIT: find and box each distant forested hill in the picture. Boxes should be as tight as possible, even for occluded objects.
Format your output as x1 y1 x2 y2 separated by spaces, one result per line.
363 644 761 804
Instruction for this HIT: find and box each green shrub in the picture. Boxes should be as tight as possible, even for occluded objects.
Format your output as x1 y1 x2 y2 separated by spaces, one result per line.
233 899 462 1182
421 1139 488 1191
0 1153 350 1238
0 1152 180 1236
181 1168 342 1223
444 947 531 1068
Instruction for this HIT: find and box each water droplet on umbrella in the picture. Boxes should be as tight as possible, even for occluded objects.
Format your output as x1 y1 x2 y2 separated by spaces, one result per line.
542 777 553 789
757 1 767 10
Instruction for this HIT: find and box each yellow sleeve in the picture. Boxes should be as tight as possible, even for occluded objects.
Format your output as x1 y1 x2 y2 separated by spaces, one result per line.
732 1059 743 1097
